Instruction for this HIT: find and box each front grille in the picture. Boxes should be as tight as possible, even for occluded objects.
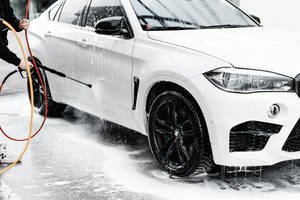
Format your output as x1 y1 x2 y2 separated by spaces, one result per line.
282 119 300 152
230 121 282 152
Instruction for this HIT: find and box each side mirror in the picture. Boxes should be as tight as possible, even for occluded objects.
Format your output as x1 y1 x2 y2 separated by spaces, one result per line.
249 14 261 24
94 16 130 37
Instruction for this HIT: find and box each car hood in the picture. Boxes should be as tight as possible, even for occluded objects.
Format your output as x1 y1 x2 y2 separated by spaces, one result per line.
148 27 300 77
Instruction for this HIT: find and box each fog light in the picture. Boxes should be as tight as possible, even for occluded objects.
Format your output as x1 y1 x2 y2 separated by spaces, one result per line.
268 104 280 118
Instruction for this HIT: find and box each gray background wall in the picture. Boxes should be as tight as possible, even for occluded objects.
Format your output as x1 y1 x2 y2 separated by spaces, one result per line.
9 0 56 19
229 0 239 6
240 0 300 32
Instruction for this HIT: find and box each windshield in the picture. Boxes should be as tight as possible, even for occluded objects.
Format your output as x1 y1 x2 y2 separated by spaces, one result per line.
129 0 258 30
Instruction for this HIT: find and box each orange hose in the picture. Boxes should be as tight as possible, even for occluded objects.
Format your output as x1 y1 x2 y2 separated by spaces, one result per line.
0 20 34 174
0 0 48 141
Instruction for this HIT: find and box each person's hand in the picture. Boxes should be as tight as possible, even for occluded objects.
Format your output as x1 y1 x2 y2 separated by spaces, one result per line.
18 19 30 30
18 60 33 71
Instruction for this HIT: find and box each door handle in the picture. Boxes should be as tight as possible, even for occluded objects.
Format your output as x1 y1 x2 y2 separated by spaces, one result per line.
76 39 90 48
44 31 52 38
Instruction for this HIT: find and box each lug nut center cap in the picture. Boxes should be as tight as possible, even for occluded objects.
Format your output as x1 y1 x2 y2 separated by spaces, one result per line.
174 130 180 137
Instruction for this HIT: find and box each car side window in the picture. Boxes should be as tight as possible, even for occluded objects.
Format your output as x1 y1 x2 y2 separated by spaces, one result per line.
85 0 124 28
49 4 59 20
49 2 64 21
59 0 88 26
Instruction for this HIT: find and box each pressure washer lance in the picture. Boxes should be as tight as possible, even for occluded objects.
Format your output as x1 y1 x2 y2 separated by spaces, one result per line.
39 65 92 88
18 65 93 88
2 66 92 95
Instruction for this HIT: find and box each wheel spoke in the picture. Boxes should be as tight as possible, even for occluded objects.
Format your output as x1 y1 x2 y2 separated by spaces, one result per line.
39 87 45 95
153 124 173 136
161 137 174 151
164 140 176 160
165 101 179 127
33 88 39 93
180 119 192 128
178 142 190 161
166 102 172 123
33 77 40 85
153 115 173 130
171 102 178 126
183 129 195 138
176 143 185 166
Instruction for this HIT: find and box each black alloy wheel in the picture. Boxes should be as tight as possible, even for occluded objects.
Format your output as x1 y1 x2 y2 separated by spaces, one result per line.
148 91 214 177
27 59 66 116
28 68 45 112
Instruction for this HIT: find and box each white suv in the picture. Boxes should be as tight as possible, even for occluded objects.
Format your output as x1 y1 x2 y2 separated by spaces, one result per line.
28 0 300 177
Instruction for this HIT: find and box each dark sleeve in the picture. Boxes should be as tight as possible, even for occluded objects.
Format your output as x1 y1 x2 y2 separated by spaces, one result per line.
3 0 22 32
0 42 21 66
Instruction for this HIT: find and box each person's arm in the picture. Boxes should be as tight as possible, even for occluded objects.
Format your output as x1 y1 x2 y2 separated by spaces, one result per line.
3 0 22 32
0 43 33 70
0 42 21 66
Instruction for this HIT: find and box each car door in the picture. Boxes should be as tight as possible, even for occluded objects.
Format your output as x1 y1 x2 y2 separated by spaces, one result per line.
42 2 65 100
47 0 89 103
71 0 135 120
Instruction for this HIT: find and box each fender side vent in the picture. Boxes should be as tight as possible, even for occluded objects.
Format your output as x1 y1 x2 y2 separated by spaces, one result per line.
132 76 140 110
296 74 300 97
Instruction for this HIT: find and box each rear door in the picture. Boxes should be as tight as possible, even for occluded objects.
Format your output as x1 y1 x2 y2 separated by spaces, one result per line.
72 0 135 119
48 0 89 103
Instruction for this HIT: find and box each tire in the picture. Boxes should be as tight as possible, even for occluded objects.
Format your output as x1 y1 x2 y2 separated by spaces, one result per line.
148 91 215 177
27 60 66 117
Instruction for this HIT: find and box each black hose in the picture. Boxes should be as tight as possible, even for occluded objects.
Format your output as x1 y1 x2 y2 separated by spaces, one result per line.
1 70 18 85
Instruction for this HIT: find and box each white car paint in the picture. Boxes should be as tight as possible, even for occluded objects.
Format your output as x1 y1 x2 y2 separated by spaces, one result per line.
28 0 300 167
148 28 300 77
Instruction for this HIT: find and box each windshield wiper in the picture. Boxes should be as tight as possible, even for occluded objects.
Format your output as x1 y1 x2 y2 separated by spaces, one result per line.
200 24 255 29
146 26 199 31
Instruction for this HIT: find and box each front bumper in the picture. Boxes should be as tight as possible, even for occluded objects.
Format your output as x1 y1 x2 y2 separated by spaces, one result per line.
187 75 300 167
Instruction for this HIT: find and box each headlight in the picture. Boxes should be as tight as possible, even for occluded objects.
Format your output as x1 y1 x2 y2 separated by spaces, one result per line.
204 67 294 93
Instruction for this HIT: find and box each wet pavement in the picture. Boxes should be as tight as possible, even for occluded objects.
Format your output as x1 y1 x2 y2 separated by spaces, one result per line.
0 93 160 200
1 64 300 199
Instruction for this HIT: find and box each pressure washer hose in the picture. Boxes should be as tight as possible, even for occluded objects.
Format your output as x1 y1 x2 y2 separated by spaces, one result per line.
0 0 48 142
0 19 34 174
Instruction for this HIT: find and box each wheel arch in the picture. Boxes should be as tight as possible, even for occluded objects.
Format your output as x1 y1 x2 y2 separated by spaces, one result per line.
27 55 43 67
27 52 45 66
143 79 215 160
145 81 198 114
145 81 208 129
138 76 210 133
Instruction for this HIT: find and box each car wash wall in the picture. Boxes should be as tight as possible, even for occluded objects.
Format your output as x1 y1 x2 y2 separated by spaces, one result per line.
10 0 57 19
